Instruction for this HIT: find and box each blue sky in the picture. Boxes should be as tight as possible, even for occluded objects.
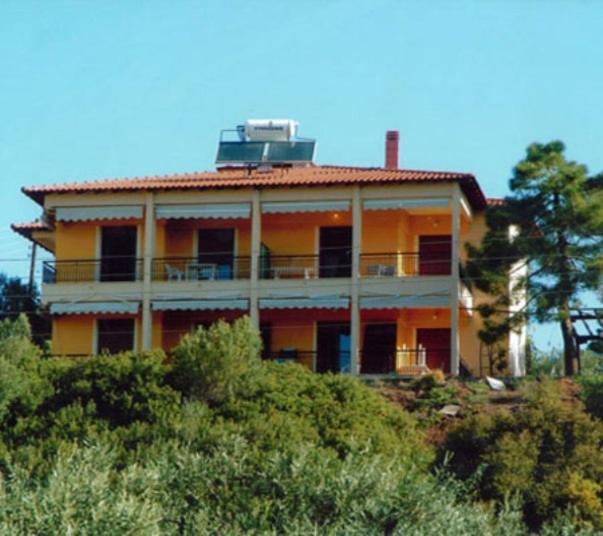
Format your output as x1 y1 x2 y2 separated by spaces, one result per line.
1 1 601 350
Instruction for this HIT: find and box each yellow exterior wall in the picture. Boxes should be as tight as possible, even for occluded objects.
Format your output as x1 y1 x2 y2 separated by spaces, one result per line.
162 219 251 258
261 211 352 255
55 222 97 260
52 315 95 355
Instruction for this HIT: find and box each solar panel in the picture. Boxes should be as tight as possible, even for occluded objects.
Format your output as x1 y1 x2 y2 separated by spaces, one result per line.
216 140 316 165
216 142 265 164
267 141 315 162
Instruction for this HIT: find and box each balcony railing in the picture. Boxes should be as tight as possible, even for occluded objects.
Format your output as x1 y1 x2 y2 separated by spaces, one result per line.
359 253 452 277
360 348 429 374
42 258 143 283
152 257 251 281
259 255 319 279
263 350 316 363
42 252 460 284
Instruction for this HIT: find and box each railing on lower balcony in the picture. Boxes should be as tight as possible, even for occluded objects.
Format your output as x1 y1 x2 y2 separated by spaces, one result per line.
42 258 144 283
152 257 251 281
359 253 452 277
263 350 316 364
360 348 428 375
259 255 353 279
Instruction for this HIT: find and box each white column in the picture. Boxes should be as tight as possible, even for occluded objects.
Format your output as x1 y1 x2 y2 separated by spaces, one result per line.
142 192 154 351
249 190 261 330
350 187 362 375
450 185 461 375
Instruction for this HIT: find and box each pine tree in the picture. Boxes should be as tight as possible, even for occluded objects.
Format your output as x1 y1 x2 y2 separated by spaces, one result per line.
466 141 603 376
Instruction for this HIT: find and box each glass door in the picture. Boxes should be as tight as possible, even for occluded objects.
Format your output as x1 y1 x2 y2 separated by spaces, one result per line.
100 226 137 282
198 228 235 280
319 227 352 278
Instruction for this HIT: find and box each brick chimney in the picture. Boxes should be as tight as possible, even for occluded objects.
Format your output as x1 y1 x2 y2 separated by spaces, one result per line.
385 130 399 169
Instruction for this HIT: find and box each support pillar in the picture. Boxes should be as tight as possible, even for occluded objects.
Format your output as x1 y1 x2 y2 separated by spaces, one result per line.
142 193 154 351
249 190 261 330
450 185 461 375
350 186 362 375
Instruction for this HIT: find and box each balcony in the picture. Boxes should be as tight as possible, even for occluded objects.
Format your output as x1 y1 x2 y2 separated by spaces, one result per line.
42 258 143 284
152 257 251 281
359 252 451 277
360 348 430 375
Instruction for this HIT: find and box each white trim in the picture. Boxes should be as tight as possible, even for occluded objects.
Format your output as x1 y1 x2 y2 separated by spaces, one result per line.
262 200 351 214
460 196 472 219
363 198 450 211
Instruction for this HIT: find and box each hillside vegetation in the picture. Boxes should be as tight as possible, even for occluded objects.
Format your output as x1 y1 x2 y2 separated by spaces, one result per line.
0 314 601 534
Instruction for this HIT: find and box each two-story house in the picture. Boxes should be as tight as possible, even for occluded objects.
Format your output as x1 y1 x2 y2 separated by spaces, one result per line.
12 121 526 376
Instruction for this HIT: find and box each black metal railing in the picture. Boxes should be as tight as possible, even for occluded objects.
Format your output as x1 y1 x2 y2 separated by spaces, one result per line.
263 350 316 363
259 254 353 279
42 252 457 284
360 348 429 374
259 255 319 279
42 257 144 283
359 252 452 277
152 256 251 281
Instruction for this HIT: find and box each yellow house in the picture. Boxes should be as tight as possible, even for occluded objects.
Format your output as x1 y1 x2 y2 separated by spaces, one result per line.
12 123 526 376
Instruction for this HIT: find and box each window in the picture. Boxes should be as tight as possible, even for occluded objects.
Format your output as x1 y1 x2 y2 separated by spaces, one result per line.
97 318 135 354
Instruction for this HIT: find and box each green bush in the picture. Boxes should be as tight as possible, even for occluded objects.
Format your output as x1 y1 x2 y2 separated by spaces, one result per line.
39 351 180 428
168 316 262 405
0 315 50 426
439 380 603 531
217 361 430 462
577 374 603 420
0 440 532 536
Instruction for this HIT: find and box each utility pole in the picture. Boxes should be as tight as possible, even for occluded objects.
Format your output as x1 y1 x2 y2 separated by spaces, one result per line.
28 243 37 294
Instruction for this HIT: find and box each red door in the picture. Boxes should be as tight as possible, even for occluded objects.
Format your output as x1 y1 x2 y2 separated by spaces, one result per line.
418 235 451 275
416 328 451 373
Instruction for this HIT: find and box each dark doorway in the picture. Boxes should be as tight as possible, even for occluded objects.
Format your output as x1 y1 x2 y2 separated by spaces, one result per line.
198 228 235 279
416 328 451 373
97 318 135 354
260 323 272 360
361 323 396 374
100 226 137 282
418 235 452 275
316 322 351 373
319 227 352 278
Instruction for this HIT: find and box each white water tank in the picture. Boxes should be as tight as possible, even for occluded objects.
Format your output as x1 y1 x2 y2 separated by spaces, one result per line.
244 119 298 142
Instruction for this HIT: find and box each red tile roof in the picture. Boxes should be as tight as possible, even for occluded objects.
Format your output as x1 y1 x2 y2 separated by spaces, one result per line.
11 221 53 251
11 220 51 233
486 197 506 206
22 165 487 210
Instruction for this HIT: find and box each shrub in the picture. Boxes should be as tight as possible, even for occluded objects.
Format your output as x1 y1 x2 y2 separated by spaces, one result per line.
168 316 262 405
216 361 430 463
439 380 603 530
0 315 49 426
577 374 603 420
0 440 530 536
38 351 179 428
